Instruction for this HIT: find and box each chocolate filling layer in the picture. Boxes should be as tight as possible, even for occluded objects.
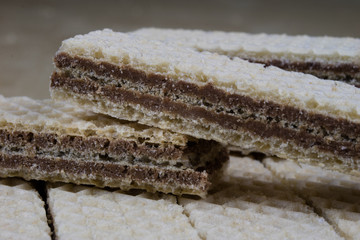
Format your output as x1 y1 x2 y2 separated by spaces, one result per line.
51 73 360 159
52 53 360 158
199 49 360 84
0 153 210 189
243 58 360 83
54 53 360 138
255 59 360 75
0 129 223 169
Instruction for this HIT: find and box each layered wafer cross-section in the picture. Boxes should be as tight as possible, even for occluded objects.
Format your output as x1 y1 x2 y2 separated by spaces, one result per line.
132 28 360 86
0 95 228 197
51 29 360 176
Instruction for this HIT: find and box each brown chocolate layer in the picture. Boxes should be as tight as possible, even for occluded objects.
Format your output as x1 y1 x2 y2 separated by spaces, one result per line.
51 73 360 159
0 128 224 169
245 58 360 82
54 52 360 139
0 153 211 190
0 129 186 162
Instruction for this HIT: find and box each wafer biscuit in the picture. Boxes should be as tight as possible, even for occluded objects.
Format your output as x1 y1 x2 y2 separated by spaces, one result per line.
0 178 50 240
178 156 342 240
51 29 360 175
264 157 360 239
0 95 228 197
132 28 360 86
47 183 200 240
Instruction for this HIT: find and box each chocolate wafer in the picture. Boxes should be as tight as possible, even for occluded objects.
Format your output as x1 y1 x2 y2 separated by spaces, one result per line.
0 95 228 197
51 29 360 175
132 28 360 86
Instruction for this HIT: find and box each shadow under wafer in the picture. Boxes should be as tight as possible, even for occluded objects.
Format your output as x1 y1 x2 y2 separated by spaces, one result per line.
264 157 360 239
0 178 51 240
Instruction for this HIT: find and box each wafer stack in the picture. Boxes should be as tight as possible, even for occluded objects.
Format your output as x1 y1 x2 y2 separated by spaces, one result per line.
42 156 347 239
0 95 227 197
2 27 360 238
51 29 360 175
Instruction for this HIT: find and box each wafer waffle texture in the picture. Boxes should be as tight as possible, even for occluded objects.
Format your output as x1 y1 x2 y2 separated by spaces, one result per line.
0 178 50 240
44 156 343 240
178 155 343 240
264 157 360 240
47 183 200 240
0 95 228 197
51 29 360 176
131 28 360 85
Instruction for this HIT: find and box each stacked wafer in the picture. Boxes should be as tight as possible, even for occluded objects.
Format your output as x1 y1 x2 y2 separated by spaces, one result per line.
2 27 360 238
51 29 360 176
42 156 347 239
0 95 227 197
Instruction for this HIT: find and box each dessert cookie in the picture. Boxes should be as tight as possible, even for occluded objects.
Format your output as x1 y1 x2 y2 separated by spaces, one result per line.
51 29 360 175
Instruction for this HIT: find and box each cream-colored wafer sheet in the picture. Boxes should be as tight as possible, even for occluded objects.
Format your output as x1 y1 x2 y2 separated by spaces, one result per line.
0 178 51 240
47 184 200 240
131 28 360 64
221 154 274 184
264 157 360 239
58 29 360 123
178 155 342 240
0 95 188 146
264 157 360 193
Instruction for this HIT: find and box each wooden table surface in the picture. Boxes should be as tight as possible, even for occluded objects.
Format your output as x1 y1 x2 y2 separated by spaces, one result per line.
1 0 360 99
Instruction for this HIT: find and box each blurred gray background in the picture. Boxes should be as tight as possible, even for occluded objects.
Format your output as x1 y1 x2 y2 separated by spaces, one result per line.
1 0 359 99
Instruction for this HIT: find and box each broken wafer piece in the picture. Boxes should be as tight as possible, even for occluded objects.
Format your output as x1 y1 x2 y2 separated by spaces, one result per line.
0 95 228 197
0 178 51 240
47 184 200 240
51 29 360 175
132 28 360 86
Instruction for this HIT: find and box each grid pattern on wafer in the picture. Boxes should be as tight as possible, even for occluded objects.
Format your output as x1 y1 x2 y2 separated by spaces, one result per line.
131 28 360 62
310 195 360 240
264 157 360 193
0 178 50 240
47 184 200 240
0 95 188 146
177 155 342 240
221 155 274 183
264 157 360 239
